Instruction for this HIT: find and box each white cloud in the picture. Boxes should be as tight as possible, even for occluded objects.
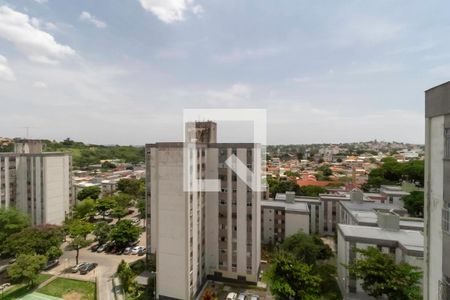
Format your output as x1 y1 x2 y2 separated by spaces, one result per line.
79 11 107 29
0 6 75 64
32 81 47 88
33 0 48 4
139 0 203 23
0 54 15 81
206 83 252 103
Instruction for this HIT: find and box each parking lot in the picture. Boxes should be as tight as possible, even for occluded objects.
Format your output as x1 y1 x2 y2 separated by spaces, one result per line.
204 281 273 300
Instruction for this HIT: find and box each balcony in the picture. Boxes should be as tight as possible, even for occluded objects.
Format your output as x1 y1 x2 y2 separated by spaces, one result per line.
439 279 450 300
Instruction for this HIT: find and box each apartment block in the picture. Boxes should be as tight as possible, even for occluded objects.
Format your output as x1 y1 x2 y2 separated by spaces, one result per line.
0 140 72 225
146 122 261 300
337 213 424 299
261 192 309 244
424 81 450 299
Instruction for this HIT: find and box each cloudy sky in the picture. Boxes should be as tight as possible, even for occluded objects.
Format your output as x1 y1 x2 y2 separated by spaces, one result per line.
0 0 448 145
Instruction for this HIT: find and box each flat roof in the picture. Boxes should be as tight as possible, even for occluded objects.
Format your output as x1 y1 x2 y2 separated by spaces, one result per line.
261 200 309 213
338 224 424 256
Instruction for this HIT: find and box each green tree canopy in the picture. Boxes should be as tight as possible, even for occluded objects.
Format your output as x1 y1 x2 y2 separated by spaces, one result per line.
66 219 93 265
117 178 145 198
280 232 332 265
73 198 96 219
347 246 422 300
403 191 424 217
0 208 29 242
96 196 116 218
2 225 63 257
93 221 111 245
7 254 47 286
264 251 321 300
110 220 141 248
77 186 101 201
117 260 136 294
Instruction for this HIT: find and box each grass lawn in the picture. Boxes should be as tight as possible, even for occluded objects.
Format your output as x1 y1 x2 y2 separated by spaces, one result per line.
38 278 96 300
3 274 52 300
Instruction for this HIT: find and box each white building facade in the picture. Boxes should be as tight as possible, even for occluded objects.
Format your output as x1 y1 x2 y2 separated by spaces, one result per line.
0 140 72 225
146 122 262 300
424 81 450 299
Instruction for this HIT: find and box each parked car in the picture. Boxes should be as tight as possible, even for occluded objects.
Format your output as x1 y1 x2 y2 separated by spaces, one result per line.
138 247 146 256
0 283 11 289
131 246 144 255
131 218 140 225
43 259 59 270
123 247 132 255
90 244 100 252
71 262 87 273
79 262 98 275
226 293 238 300
128 240 140 247
249 295 259 300
97 243 108 253
238 294 247 300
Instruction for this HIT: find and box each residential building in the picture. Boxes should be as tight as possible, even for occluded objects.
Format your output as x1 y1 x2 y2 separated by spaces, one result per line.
337 213 424 299
261 192 309 244
0 140 72 225
424 81 450 299
380 185 410 207
146 121 262 300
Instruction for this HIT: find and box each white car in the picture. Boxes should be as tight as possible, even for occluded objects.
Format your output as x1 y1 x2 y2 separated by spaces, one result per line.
226 292 237 300
238 294 247 300
249 296 259 300
131 246 144 255
123 247 132 255
71 262 87 273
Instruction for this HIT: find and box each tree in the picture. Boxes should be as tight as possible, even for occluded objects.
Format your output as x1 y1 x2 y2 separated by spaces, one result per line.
115 193 133 209
137 198 145 219
110 220 141 248
403 191 424 217
280 232 332 265
264 251 321 300
347 246 422 300
300 186 327 197
318 165 332 177
46 246 63 260
2 225 63 257
96 196 116 218
117 260 136 294
0 208 29 243
77 186 101 201
7 254 47 286
117 178 143 198
73 198 96 219
67 219 94 265
93 221 111 244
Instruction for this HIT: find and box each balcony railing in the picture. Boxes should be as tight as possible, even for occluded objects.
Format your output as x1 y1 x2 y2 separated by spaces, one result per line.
439 279 450 300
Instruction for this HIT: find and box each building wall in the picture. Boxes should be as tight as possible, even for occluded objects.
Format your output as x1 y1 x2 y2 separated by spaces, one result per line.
424 114 444 300
285 212 309 236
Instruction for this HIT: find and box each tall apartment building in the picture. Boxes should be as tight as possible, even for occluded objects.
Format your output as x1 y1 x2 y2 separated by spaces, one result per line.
424 81 450 299
0 140 72 225
146 121 262 300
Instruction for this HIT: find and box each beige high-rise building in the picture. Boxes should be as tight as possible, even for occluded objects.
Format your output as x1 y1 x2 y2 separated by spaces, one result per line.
146 122 262 300
0 140 72 225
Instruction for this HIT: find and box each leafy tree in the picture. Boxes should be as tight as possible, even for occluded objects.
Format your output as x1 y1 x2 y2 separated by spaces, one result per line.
93 221 111 244
111 207 128 220
300 186 327 197
46 246 63 260
7 254 47 286
67 219 93 264
0 208 29 242
318 165 332 177
347 246 422 300
110 220 141 248
280 232 332 265
264 251 321 300
73 198 96 219
296 152 304 160
117 178 143 198
101 161 116 170
403 191 424 217
116 193 133 209
267 178 301 197
77 186 101 201
314 264 341 300
96 196 116 218
117 260 136 294
137 198 146 219
2 225 63 257
202 288 217 300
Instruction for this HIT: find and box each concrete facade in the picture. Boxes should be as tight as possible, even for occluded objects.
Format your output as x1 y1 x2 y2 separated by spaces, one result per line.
424 81 450 299
146 122 261 300
0 140 72 225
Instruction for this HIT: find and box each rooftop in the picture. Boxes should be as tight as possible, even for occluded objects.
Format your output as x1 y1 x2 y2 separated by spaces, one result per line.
261 199 309 213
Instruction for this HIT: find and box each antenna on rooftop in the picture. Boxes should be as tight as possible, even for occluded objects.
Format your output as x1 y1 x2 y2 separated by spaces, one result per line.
18 126 37 139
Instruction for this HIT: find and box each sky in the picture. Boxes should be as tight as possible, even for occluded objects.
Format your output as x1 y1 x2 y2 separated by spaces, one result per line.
0 0 448 145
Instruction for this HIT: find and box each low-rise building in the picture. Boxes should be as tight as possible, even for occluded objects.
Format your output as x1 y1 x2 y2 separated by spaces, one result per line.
337 213 424 299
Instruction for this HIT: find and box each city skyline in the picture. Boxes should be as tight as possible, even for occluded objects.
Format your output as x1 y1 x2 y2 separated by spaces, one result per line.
1 0 449 144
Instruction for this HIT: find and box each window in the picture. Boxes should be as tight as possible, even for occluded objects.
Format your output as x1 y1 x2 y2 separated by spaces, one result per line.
443 205 450 234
